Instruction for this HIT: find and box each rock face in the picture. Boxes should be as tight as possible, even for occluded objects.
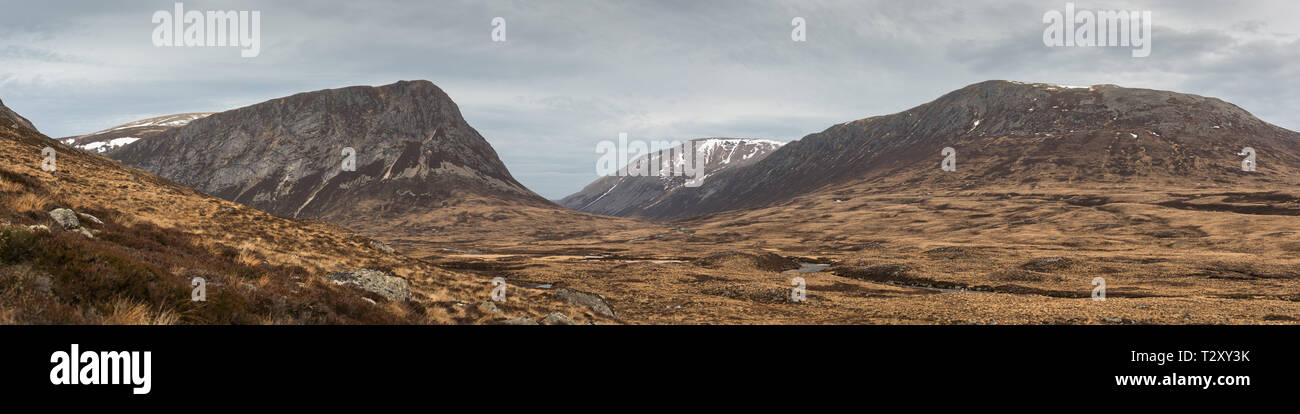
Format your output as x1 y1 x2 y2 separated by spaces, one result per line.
58 113 214 154
559 138 783 218
603 81 1300 220
0 98 37 133
111 80 551 226
327 269 412 302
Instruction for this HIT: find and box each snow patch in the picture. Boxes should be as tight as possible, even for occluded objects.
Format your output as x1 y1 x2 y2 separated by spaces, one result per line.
78 137 140 153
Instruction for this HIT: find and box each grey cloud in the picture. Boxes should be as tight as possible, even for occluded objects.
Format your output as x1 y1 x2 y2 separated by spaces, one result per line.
1 0 1297 198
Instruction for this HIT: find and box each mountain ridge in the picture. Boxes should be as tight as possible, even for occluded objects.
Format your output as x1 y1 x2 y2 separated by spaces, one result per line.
559 137 784 218
111 80 553 225
608 80 1300 221
59 113 215 154
0 98 36 133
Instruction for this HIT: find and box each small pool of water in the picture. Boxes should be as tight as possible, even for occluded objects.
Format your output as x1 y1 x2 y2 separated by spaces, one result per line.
783 262 830 274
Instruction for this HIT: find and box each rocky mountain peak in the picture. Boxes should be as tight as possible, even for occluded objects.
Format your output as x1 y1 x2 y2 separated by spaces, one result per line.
111 80 547 224
560 138 784 217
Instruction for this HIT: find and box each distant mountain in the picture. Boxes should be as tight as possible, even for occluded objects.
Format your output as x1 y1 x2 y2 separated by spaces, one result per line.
611 80 1300 220
59 113 214 154
559 138 783 218
0 97 36 132
110 80 553 231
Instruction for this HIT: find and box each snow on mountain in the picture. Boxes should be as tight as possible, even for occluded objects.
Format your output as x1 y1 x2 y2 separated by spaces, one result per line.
59 113 215 155
559 138 785 218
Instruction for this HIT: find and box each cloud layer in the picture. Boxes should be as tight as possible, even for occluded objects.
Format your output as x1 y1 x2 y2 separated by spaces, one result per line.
2 0 1297 198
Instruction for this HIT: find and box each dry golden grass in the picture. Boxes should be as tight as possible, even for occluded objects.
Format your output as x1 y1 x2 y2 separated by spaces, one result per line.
4 193 50 213
0 177 22 193
395 181 1300 325
99 298 181 325
0 122 614 325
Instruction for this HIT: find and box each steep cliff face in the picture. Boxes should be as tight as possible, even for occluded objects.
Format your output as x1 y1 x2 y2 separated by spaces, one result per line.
620 81 1300 220
559 138 783 218
112 80 550 225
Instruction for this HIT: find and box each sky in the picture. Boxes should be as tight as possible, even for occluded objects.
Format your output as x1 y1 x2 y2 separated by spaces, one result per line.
1 0 1297 199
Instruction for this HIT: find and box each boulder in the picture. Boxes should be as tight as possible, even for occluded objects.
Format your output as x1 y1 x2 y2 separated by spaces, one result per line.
327 269 412 302
369 240 396 254
540 312 576 325
478 301 501 314
48 208 79 230
555 288 616 318
76 212 103 226
497 317 538 325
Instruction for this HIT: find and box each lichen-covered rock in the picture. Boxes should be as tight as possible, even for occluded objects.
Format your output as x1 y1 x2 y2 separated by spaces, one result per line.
48 208 79 230
327 269 411 302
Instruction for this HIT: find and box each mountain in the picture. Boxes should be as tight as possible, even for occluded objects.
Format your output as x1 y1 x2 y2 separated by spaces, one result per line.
559 138 783 218
59 113 214 154
0 97 612 324
0 97 36 132
620 80 1300 220
111 81 553 230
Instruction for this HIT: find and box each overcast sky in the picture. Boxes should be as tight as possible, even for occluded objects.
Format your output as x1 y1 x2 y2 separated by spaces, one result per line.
2 0 1297 198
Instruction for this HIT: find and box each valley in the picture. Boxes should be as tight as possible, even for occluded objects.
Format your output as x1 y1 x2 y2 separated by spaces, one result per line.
4 80 1298 325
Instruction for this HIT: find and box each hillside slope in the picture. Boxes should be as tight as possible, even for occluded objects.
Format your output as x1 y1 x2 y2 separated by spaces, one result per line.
634 81 1300 220
0 98 611 325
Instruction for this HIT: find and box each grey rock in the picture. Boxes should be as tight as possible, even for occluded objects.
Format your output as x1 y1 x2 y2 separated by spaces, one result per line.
369 240 396 254
555 288 616 318
498 317 538 325
327 269 412 302
76 212 103 226
48 208 79 230
540 312 576 325
478 300 500 314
